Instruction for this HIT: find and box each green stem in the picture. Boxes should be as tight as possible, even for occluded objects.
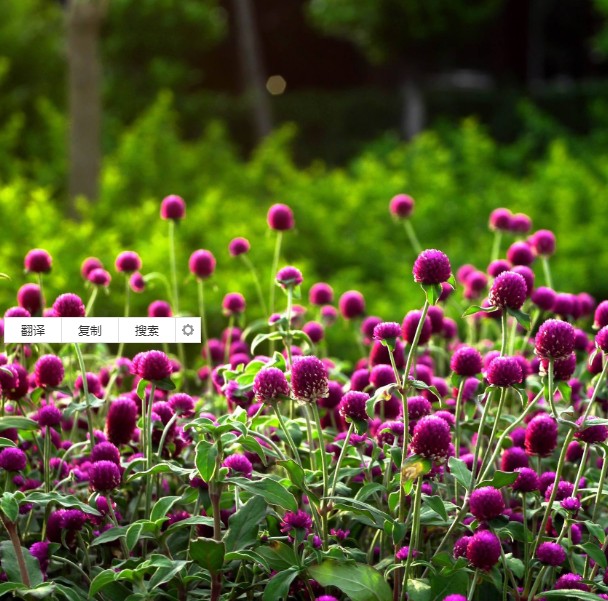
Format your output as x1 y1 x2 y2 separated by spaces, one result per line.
107 497 130 559
85 286 99 317
522 492 529 573
144 382 156 520
468 570 479 601
480 387 507 473
269 231 283 318
500 310 508 357
168 219 179 314
453 379 466 460
74 343 96 451
403 220 422 254
285 287 294 369
37 273 45 313
329 422 354 499
547 359 557 419
541 256 553 289
44 426 51 493
197 279 213 397
491 230 502 263
0 515 30 587
157 412 179 462
402 476 423 593
241 254 268 317
311 403 329 550
271 403 302 468
224 315 234 365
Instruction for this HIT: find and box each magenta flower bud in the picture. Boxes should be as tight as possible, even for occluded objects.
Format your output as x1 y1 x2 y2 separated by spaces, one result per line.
575 416 608 444
453 536 471 559
470 486 505 521
487 260 511 278
35 404 62 428
531 286 556 311
88 268 111 287
541 353 576 381
554 573 590 592
402 310 432 345
290 356 329 403
489 208 512 231
535 319 575 360
52 293 85 317
0 447 27 472
280 510 312 535
561 497 580 512
530 229 556 257
137 350 172 381
228 237 250 256
160 194 186 220
29 542 50 573
596 326 608 353
129 272 145 293
412 249 452 285
189 249 216 279
24 249 52 273
510 212 532 233
466 530 501 570
148 300 172 317
486 356 523 387
373 321 401 344
320 304 338 326
276 266 303 288
253 367 290 403
506 241 534 266
81 257 103 279
500 446 528 472
361 316 382 342
169 393 195 417
222 293 246 316
537 541 566 566
309 282 333 306
512 467 539 493
17 284 42 315
511 265 534 297
223 453 253 479
411 415 452 461
4 307 30 319
338 391 370 422
450 345 482 377
552 293 574 318
34 354 64 388
407 395 432 420
303 321 324 344
443 596 467 601
106 396 138 445
90 442 121 465
389 194 414 219
89 460 122 492
525 414 558 457
488 271 527 310
267 203 294 231
115 251 142 273
339 290 365 320
595 300 608 329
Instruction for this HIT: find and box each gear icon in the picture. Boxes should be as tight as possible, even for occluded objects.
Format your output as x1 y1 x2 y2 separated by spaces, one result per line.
181 324 194 337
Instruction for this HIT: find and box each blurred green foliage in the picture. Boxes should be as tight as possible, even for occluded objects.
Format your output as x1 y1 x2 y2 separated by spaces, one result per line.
1 93 608 361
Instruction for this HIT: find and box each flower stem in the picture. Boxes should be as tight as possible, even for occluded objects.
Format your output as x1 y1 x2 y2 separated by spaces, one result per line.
269 231 283 319
168 219 180 315
500 310 508 356
402 476 423 593
480 386 507 473
107 496 130 559
403 220 422 255
491 230 502 263
197 279 213 397
44 426 52 493
241 254 267 317
311 402 329 549
85 286 99 317
73 343 96 451
0 514 30 587
144 382 156 519
271 403 302 468
541 256 553 289
329 422 354 499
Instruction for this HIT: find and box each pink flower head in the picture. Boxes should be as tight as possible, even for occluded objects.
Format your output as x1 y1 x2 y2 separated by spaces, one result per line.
160 195 186 220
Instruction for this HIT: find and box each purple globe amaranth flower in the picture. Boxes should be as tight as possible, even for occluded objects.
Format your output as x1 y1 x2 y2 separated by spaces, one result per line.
280 509 312 535
389 193 414 219
373 321 401 346
17 283 42 315
530 229 556 257
36 404 62 428
469 486 505 521
525 414 558 457
507 241 534 266
137 350 172 381
596 326 608 354
316 597 340 601
5 306 30 318
228 237 250 256
52 293 85 317
578 292 596 316
361 316 382 342
189 250 216 279
309 282 333 306
148 300 172 317
168 393 195 417
291 356 329 403
395 546 417 561
453 535 472 559
276 266 303 289
369 364 395 388
535 319 576 360
303 321 324 344
402 310 432 345
594 300 608 329
91 442 121 465
443 596 467 601
339 290 365 320
450 345 483 377
575 416 608 444
0 447 26 472
106 396 138 445
487 259 511 278
541 353 576 380
489 208 512 231
89 460 121 492
412 249 452 285
222 293 246 316
338 391 369 422
24 249 52 273
466 530 501 570
411 415 452 462
88 267 111 287
160 194 186 220
531 286 556 312
34 354 64 388
81 257 103 279
253 367 290 403
554 573 590 592
537 541 566 566
30 541 50 573
487 356 523 387
512 467 539 493
223 454 253 478
488 271 527 310
552 293 575 318
511 265 534 297
510 212 532 233
407 396 432 420
115 251 142 273
500 446 529 472
561 497 581 512
129 271 145 293
75 372 102 397
426 305 444 335
267 203 294 231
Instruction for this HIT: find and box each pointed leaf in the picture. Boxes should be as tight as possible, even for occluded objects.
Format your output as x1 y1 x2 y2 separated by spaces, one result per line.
195 440 218 483
262 568 299 601
506 307 530 330
227 477 297 512
309 561 392 601
190 538 225 573
223 495 266 552
448 457 472 489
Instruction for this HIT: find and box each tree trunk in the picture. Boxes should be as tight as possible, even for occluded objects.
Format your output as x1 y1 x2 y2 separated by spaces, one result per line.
66 0 106 211
232 0 272 142
401 67 425 140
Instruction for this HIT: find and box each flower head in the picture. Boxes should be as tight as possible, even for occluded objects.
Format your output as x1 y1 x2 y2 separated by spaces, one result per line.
168 393 195 417
222 293 246 316
413 249 452 285
530 229 556 257
575 416 608 444
81 257 103 279
148 300 172 317
228 237 250 256
489 208 512 231
276 266 303 289
506 241 534 266
450 345 483 377
36 404 62 428
402 310 432 345
290 356 329 403
537 541 566 566
88 268 111 287
189 250 216 279
34 354 64 388
488 271 527 310
90 442 121 465
486 356 523 387
338 291 365 320
17 284 42 315
512 467 539 493
223 454 253 478
115 251 142 273
267 204 294 231
309 283 333 306
89 460 122 492
594 301 608 329
129 272 145 293
411 415 452 462
466 530 501 570
52 293 85 317
596 326 608 354
160 195 186 220
137 350 172 381
525 414 558 457
253 367 290 403
280 510 312 535
535 319 575 360
0 448 26 472
106 396 138 445
338 391 369 422
24 249 52 273
554 573 589 592
470 486 505 521
389 194 414 219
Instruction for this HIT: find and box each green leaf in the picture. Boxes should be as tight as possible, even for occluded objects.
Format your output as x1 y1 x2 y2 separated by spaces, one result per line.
506 306 530 330
0 417 39 431
401 455 432 481
505 553 525 579
164 515 214 534
0 438 16 449
430 570 468 600
227 477 297 512
224 550 270 571
421 283 443 305
190 538 225 573
223 495 266 553
90 525 128 546
148 561 189 590
476 470 518 489
89 569 118 597
448 457 472 489
462 304 498 317
328 496 394 530
256 541 299 571
126 461 193 481
277 459 306 490
53 583 89 601
0 540 43 588
136 378 147 400
541 591 607 600
308 561 392 601
150 496 181 523
585 520 606 544
423 495 449 521
151 377 175 391
25 492 100 516
126 523 144 552
0 493 19 523
580 541 607 569
262 568 299 601
195 440 218 483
